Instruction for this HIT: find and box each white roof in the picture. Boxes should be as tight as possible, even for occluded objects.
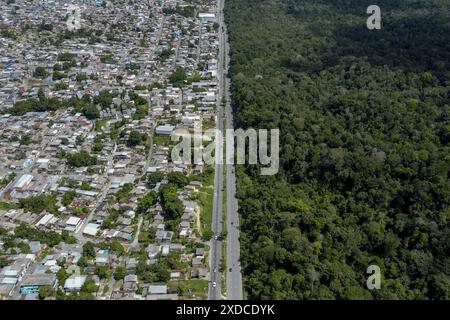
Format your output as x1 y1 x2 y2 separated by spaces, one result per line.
66 216 81 226
36 214 55 227
198 13 215 18
1 269 19 277
83 223 100 236
64 276 87 289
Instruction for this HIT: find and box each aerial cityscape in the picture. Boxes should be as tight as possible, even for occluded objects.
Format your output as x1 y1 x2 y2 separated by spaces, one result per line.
0 0 237 301
0 0 448 305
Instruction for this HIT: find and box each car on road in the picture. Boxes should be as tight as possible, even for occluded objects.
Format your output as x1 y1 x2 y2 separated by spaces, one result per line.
214 268 217 273
229 267 232 272
214 235 218 240
212 282 217 288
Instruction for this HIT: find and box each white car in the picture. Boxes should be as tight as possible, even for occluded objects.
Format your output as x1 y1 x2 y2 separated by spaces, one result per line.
212 282 217 288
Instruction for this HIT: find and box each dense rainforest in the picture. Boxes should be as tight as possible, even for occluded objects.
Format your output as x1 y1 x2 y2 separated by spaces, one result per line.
224 0 449 299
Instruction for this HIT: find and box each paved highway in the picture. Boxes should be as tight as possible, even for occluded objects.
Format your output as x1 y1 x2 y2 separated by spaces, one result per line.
208 0 243 300
219 0 243 300
208 0 228 301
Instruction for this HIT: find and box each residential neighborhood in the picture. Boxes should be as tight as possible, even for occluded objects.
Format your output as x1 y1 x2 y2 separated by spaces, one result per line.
0 0 222 300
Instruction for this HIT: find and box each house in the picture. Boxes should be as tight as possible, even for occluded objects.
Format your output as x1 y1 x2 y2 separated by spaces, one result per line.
198 13 216 22
88 275 101 287
0 283 15 298
180 220 191 228
146 244 161 259
155 230 173 243
83 223 100 237
20 274 57 294
28 241 41 254
191 268 208 279
95 250 110 266
179 228 191 238
195 248 205 257
64 216 83 232
154 214 164 224
185 185 197 192
161 245 170 256
0 255 34 285
117 231 133 241
124 210 135 219
192 257 203 267
146 293 178 300
169 271 184 281
126 258 138 271
122 274 138 292
169 243 184 252
190 181 203 188
35 214 58 229
148 284 167 295
155 124 175 136
156 223 165 231
64 275 87 292
118 217 132 226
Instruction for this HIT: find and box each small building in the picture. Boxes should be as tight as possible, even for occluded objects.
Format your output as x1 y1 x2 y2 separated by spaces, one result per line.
146 293 178 300
13 174 33 189
192 257 203 267
64 275 87 292
122 274 138 292
191 268 208 279
198 13 216 23
20 274 57 294
95 250 110 266
170 271 183 280
126 258 138 271
83 223 100 237
28 241 41 254
64 216 83 232
146 244 161 259
155 124 175 136
161 245 170 257
148 284 167 295
195 248 205 257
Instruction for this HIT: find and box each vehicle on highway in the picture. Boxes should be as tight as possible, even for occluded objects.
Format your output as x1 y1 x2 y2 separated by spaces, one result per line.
229 267 232 272
212 282 217 288
214 268 217 273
